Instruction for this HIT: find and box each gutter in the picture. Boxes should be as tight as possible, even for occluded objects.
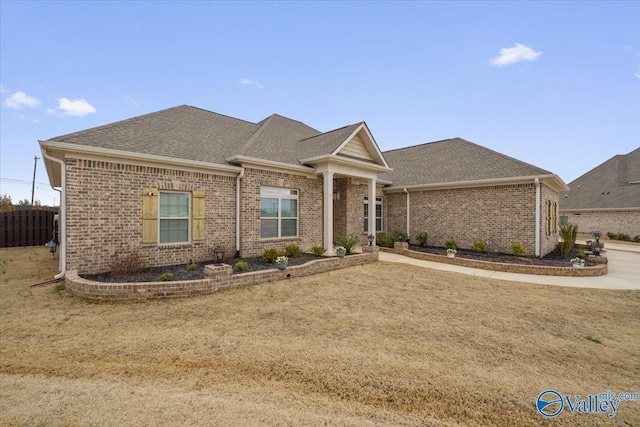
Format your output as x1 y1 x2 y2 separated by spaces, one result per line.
403 188 410 239
235 168 245 257
535 178 541 258
41 149 66 279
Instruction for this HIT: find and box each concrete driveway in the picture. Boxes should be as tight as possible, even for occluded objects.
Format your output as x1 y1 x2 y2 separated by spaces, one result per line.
378 242 640 290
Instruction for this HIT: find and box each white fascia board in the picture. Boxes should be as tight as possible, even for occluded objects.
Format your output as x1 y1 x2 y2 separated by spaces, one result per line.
330 123 390 168
384 174 566 193
225 155 317 177
39 140 243 177
301 154 392 174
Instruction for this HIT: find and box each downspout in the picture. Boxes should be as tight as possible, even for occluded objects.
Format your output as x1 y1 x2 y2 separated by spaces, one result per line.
534 178 541 258
403 188 410 239
41 150 66 279
235 168 245 258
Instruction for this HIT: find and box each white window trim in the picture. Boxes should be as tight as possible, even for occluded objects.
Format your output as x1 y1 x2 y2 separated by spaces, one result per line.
260 186 299 239
364 196 383 233
158 191 191 245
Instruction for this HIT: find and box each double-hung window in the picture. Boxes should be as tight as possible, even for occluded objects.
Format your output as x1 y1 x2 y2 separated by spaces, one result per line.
364 196 383 233
260 187 298 238
159 192 190 244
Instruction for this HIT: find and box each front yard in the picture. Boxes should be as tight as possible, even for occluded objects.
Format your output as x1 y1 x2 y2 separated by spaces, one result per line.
1 246 638 426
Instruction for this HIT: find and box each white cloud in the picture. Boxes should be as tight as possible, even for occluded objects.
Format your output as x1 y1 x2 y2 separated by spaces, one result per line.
240 78 263 88
0 83 9 94
635 70 640 79
4 91 41 109
122 95 139 106
55 98 96 116
491 43 543 67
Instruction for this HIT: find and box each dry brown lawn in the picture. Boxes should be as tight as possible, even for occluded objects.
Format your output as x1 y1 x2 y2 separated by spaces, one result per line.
1 246 638 426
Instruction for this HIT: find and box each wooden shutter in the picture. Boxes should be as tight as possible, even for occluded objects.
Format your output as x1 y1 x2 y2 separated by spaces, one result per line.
192 191 205 243
142 188 158 246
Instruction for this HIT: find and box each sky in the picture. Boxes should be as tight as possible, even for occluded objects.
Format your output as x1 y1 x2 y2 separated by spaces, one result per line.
1 1 639 206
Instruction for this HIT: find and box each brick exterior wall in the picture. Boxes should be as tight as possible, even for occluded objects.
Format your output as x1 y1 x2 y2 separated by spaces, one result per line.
332 178 373 246
385 183 558 256
559 210 640 238
65 158 236 275
239 168 323 257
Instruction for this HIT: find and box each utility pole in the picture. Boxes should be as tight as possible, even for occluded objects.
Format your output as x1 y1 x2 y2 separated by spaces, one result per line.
31 156 40 205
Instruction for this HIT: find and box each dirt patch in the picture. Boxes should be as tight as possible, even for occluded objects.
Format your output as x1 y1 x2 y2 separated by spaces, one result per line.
82 254 326 283
1 246 639 426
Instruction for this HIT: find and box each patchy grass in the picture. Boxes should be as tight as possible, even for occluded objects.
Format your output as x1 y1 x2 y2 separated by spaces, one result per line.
0 246 639 425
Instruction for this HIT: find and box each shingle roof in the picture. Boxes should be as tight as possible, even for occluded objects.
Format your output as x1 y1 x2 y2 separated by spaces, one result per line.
380 138 552 187
297 123 363 159
559 147 640 210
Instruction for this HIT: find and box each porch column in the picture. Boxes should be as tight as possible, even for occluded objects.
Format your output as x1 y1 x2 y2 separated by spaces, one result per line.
368 178 376 246
323 171 334 253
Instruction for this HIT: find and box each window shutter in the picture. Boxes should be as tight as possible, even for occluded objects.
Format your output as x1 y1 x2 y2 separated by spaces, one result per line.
192 190 205 243
142 188 158 246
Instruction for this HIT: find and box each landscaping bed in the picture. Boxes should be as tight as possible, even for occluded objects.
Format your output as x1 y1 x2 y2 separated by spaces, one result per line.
83 254 326 283
406 244 596 267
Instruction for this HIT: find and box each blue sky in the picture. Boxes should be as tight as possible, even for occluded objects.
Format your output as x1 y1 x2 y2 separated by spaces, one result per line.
1 1 639 205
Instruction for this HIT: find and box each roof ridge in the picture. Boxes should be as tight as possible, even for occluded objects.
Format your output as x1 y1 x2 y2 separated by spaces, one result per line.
185 105 258 126
382 137 458 153
236 114 277 154
299 122 362 142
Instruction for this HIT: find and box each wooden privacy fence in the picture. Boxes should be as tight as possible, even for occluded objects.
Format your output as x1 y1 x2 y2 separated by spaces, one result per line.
1 209 57 247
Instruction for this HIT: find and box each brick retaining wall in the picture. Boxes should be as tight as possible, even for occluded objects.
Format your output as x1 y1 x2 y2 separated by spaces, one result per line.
390 242 606 277
65 247 378 301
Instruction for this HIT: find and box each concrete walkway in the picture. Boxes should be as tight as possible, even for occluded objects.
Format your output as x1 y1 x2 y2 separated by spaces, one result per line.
378 243 640 290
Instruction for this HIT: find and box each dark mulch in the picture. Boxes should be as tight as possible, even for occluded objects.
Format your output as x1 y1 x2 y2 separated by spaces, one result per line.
82 254 326 283
406 244 594 267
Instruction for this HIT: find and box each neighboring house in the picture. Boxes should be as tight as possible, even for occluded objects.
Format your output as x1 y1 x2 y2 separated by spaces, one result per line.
559 147 640 237
40 105 567 275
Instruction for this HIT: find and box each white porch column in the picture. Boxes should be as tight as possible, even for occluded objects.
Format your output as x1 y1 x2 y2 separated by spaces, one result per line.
368 178 376 246
323 171 334 253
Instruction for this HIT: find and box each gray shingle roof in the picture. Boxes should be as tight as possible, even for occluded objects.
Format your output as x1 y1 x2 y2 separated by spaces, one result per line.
559 147 640 210
380 138 552 187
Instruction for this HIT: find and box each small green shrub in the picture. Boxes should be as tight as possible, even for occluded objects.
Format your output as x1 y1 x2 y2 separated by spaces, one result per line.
472 238 487 253
261 248 280 264
158 272 174 281
444 237 457 250
311 245 327 256
559 222 578 258
416 232 429 247
337 234 360 255
234 261 248 272
391 231 408 242
510 242 527 256
618 233 630 241
376 232 393 248
606 232 617 240
186 262 198 271
634 235 640 243
575 248 586 258
284 244 302 258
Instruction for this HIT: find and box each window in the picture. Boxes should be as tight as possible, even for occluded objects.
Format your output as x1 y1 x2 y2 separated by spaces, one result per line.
159 192 190 244
364 196 383 233
260 187 298 238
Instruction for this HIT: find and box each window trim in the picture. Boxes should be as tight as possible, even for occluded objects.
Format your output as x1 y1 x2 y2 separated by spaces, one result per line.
364 196 383 233
260 186 299 239
158 191 191 245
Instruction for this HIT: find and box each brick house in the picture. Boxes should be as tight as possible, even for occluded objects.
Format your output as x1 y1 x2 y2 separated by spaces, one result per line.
40 105 567 275
559 147 640 237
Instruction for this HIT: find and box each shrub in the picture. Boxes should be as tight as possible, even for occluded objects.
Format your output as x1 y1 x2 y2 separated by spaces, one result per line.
261 248 280 264
284 244 302 257
391 231 408 242
510 242 527 256
575 247 586 258
158 272 174 281
606 232 617 240
311 245 327 256
234 261 248 272
634 235 640 243
337 234 360 255
618 233 630 241
416 232 429 247
110 246 146 278
186 262 198 271
444 237 457 250
559 222 578 258
376 232 392 248
472 238 487 253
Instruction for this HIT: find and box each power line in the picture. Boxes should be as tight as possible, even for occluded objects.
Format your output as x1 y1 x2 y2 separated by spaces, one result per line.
0 177 51 186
